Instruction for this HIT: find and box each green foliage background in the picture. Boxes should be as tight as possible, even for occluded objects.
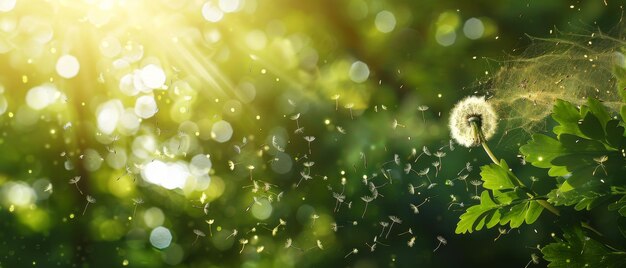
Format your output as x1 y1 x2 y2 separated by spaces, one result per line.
0 0 624 267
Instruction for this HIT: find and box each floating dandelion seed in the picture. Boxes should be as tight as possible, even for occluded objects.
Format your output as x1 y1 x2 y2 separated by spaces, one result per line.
361 195 375 218
398 228 413 236
344 248 358 258
494 227 508 241
332 192 346 212
360 152 368 168
332 94 340 110
304 136 315 154
271 136 285 152
432 162 440 177
434 151 446 170
525 253 540 268
44 183 53 193
418 105 429 123
392 119 405 129
132 198 143 218
593 155 608 176
69 176 83 195
470 180 483 196
311 214 319 227
386 216 402 238
239 239 249 253
284 238 292 248
192 229 206 245
379 221 389 237
336 126 346 134
226 229 238 240
393 154 401 166
433 235 447 252
457 162 473 175
417 167 432 184
449 96 498 148
408 236 416 247
345 103 354 119
290 113 301 129
205 219 214 236
83 195 96 215
414 146 432 162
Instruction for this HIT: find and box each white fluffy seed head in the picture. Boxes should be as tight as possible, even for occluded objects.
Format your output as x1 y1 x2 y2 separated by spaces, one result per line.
449 96 498 147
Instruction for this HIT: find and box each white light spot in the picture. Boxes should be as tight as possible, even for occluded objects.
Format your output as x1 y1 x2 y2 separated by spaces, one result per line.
202 2 224 22
96 99 123 135
0 0 16 12
144 207 165 228
251 198 273 220
56 55 80 79
436 25 456 46
150 226 172 249
140 64 166 89
189 154 212 176
134 95 158 119
26 84 61 110
142 160 189 190
118 108 140 134
211 120 233 143
245 30 267 51
1 182 36 207
463 18 484 40
119 74 139 96
349 60 370 83
375 10 396 33
218 0 240 13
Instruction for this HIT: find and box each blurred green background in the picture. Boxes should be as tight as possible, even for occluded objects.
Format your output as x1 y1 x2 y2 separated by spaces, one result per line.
0 0 623 267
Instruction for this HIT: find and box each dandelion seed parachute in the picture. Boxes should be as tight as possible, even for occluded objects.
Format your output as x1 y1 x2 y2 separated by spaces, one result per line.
448 96 498 147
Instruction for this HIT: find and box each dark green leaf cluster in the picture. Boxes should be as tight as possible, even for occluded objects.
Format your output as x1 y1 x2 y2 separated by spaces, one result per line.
456 160 543 234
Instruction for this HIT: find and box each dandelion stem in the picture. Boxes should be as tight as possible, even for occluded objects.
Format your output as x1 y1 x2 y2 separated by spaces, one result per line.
471 121 561 217
471 122 498 165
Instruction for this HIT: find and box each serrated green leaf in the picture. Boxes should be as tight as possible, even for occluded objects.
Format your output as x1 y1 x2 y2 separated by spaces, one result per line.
605 120 626 150
520 134 564 169
579 112 605 141
586 98 611 128
455 191 502 234
552 99 584 137
542 226 626 268
480 160 516 190
525 201 544 224
500 202 526 228
548 188 609 210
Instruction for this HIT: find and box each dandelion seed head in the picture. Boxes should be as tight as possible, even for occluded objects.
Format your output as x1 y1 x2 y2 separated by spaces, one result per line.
449 96 498 147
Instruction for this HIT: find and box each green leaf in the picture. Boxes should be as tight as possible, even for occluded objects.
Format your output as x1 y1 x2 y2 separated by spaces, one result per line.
455 191 502 234
608 195 626 217
480 160 517 190
578 112 605 141
621 105 626 123
605 120 626 150
520 134 564 169
586 98 611 128
525 201 544 224
499 200 544 228
542 226 626 268
552 99 583 137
